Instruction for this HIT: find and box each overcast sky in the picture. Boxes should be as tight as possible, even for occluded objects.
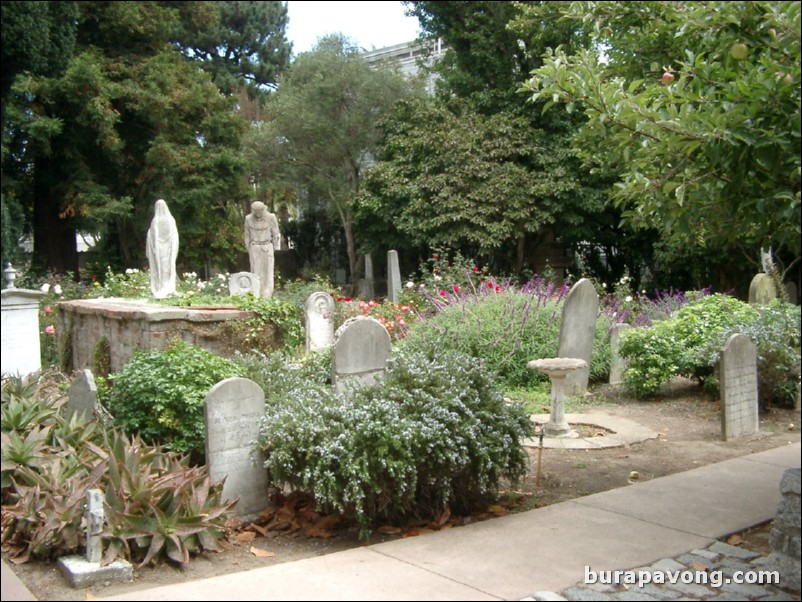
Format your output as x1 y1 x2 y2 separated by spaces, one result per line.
286 1 421 55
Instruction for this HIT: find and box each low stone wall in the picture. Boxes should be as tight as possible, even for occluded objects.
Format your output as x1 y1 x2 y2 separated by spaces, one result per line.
58 299 278 374
770 468 801 593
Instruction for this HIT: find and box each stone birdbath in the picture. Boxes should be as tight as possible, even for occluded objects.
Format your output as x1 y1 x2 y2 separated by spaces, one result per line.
527 357 588 438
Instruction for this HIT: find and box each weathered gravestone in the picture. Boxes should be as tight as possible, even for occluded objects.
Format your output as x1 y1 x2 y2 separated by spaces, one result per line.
65 369 98 420
609 323 630 385
387 250 402 304
204 378 268 516
748 273 777 305
360 254 375 299
1 285 46 378
331 317 392 395
720 333 759 440
305 291 335 352
228 271 260 296
557 278 599 395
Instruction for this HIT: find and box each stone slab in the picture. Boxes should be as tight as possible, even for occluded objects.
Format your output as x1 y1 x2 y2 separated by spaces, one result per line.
57 556 133 589
523 414 658 449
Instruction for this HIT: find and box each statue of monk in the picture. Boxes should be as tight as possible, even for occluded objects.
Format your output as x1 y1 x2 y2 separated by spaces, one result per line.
244 201 280 298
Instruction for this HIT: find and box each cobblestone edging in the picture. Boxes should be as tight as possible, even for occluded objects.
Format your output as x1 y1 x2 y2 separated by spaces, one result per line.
523 537 798 602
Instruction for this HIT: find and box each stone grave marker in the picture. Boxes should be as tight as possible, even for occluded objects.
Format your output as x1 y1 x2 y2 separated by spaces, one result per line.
557 278 599 395
720 333 759 440
204 378 268 516
65 369 98 420
387 250 402 303
305 291 335 352
228 271 260 296
360 254 375 299
1 285 46 378
609 323 630 385
331 317 392 395
748 273 777 305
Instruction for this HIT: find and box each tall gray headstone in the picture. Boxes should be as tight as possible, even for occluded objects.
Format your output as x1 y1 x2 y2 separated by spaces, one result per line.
66 369 98 420
557 279 599 395
749 273 777 305
331 317 392 395
305 291 335 352
387 250 402 303
360 254 375 299
1 288 46 378
228 271 260 296
720 333 759 441
609 323 630 385
204 378 268 516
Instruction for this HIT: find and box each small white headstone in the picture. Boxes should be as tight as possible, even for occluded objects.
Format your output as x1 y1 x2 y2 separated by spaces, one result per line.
749 273 777 305
228 271 261 296
557 279 599 395
305 292 335 352
387 250 402 303
204 378 268 516
331 317 392 395
609 323 630 385
66 369 98 420
720 333 759 440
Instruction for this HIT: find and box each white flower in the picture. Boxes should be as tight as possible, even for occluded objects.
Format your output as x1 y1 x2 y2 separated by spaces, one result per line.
54 284 62 295
406 281 415 289
433 275 442 281
625 296 633 302
602 282 607 289
125 268 134 274
40 283 51 293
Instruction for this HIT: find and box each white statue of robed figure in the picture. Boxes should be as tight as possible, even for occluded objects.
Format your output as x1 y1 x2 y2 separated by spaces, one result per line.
146 199 179 298
244 201 280 298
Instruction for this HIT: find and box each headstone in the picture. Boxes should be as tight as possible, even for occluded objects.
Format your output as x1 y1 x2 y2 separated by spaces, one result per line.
85 489 104 563
228 271 261 296
387 250 402 303
204 378 268 516
360 254 375 299
66 369 98 420
146 199 179 299
748 273 777 305
720 333 759 440
557 279 599 395
609 323 630 385
305 291 335 352
331 317 392 395
244 201 280 298
1 287 46 378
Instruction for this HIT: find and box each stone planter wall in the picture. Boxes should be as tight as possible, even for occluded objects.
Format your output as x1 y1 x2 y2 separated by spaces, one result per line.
58 299 279 374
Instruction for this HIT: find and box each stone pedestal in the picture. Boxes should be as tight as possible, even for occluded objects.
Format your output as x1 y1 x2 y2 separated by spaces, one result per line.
1 288 46 377
527 358 587 438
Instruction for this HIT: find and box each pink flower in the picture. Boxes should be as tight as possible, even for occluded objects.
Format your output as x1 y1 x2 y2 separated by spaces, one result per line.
487 282 494 289
44 325 56 335
495 285 502 293
452 285 460 293
44 306 53 315
438 290 446 297
472 266 479 272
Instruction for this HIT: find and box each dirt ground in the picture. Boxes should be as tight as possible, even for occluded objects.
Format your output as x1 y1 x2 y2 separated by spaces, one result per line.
5 378 800 601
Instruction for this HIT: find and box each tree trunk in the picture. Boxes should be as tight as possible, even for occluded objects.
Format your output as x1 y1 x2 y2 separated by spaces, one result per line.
337 204 359 297
32 156 78 276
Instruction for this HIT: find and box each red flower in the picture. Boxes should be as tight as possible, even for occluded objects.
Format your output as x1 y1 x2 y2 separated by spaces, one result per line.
452 285 460 293
432 255 439 260
472 266 479 272
344 297 352 302
438 290 446 297
495 285 502 293
330 292 335 296
337 296 344 301
487 282 494 289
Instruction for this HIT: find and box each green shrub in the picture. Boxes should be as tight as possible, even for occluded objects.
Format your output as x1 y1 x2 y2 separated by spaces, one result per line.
257 347 533 535
105 340 245 456
400 283 615 388
620 294 758 398
235 348 331 399
231 295 305 351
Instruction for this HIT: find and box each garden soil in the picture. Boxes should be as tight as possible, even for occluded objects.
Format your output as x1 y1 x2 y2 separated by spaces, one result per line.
5 377 800 601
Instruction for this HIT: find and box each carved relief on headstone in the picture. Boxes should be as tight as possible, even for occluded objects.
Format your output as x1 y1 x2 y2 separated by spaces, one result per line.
228 271 261 296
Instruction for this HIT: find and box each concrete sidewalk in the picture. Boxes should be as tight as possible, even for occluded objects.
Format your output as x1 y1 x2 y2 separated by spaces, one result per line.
3 443 799 601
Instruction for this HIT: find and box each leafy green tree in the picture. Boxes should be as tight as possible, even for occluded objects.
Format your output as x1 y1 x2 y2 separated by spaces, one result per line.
175 0 291 98
255 35 422 292
361 99 594 272
524 1 801 288
3 1 270 274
